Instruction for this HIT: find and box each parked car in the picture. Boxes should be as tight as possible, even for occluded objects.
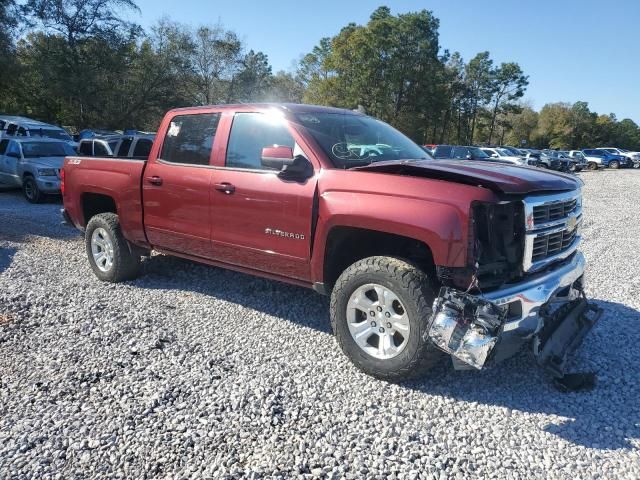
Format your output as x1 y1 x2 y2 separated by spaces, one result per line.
433 145 493 161
544 150 583 173
595 147 639 168
500 145 527 157
0 137 76 202
480 147 528 166
61 103 599 384
0 116 77 148
582 149 626 169
74 129 119 142
78 134 155 159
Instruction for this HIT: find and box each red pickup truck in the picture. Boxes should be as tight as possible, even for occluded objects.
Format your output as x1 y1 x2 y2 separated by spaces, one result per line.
62 104 600 383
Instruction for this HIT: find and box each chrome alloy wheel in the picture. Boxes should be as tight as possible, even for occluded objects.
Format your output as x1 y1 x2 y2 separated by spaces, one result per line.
346 283 410 360
91 227 114 272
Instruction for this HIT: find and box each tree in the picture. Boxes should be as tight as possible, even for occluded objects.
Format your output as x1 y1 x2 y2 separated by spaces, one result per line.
188 24 242 105
464 52 494 144
265 71 305 103
487 62 528 144
0 0 19 110
231 50 272 102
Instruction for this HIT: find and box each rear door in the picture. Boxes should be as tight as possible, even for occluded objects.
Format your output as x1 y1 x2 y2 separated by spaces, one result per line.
209 111 318 281
142 112 221 258
0 139 9 184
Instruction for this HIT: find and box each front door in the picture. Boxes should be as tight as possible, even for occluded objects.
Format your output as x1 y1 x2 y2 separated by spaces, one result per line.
210 112 317 281
142 112 222 258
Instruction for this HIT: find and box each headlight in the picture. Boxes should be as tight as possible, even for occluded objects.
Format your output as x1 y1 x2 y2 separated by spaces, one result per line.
37 168 57 177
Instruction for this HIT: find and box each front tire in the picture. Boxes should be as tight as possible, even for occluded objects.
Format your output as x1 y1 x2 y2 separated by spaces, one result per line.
609 160 620 169
23 176 44 203
588 162 598 171
330 256 443 382
85 213 140 282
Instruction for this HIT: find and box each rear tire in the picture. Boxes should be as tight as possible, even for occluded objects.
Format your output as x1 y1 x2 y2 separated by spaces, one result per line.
85 213 141 282
23 176 44 204
330 256 443 382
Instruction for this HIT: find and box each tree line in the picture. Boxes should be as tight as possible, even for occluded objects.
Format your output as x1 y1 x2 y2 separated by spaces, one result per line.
2 2 640 150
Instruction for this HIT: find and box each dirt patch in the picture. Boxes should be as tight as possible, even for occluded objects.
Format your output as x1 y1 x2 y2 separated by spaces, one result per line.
0 313 14 325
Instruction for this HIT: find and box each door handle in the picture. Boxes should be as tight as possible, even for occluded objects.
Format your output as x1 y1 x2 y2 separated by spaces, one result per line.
146 176 163 186
214 182 235 194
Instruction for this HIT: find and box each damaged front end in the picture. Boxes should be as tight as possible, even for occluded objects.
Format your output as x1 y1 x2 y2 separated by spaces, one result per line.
426 277 602 388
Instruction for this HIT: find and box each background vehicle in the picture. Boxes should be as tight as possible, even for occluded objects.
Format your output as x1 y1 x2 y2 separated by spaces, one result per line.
544 150 582 173
500 145 526 157
596 147 639 167
77 134 155 159
0 137 75 202
62 103 595 383
433 145 493 160
480 147 527 165
582 149 625 169
0 116 77 148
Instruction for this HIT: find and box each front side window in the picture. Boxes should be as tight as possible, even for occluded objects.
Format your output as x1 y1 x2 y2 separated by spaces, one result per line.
160 113 220 165
17 127 27 136
296 112 429 168
7 142 22 157
226 112 295 170
452 147 470 159
0 139 8 155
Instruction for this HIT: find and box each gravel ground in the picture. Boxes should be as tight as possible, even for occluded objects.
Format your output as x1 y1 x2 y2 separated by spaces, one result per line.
0 171 639 479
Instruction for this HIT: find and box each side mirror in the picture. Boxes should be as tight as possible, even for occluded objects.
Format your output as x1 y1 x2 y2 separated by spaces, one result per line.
6 151 20 159
491 153 499 158
261 145 294 170
278 155 313 181
465 154 473 160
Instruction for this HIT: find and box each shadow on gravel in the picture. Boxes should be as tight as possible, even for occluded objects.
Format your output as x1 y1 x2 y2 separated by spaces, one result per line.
135 254 331 333
131 256 639 450
403 299 640 451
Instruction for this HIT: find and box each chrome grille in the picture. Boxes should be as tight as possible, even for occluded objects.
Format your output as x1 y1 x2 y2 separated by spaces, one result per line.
523 190 582 272
531 227 578 262
532 198 577 225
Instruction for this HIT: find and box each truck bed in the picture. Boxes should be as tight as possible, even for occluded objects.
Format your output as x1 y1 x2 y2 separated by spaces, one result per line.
63 156 148 247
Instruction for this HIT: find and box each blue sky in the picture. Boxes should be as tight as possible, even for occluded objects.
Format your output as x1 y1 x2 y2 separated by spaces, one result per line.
132 0 640 123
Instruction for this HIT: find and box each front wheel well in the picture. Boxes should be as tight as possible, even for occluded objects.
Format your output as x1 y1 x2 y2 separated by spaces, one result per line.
81 193 117 226
322 226 436 291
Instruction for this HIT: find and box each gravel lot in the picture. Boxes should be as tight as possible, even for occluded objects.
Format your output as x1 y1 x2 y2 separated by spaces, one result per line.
1 171 639 479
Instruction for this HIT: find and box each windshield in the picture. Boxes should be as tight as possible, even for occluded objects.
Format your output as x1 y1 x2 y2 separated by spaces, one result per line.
21 141 76 158
295 112 431 168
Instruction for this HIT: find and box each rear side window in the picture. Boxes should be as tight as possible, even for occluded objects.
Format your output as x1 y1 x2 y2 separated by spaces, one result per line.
160 113 220 165
225 113 295 170
452 147 470 159
133 138 153 158
0 139 8 155
117 138 133 157
79 141 92 156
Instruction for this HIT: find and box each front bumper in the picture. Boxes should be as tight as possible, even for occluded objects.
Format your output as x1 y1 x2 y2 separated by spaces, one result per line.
428 252 589 368
484 251 585 338
35 176 61 194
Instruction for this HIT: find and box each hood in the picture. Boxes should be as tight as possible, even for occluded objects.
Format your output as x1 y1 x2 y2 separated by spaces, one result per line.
353 159 582 195
25 156 65 169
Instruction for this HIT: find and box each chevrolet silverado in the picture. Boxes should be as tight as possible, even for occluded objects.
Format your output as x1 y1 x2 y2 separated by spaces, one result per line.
62 104 600 383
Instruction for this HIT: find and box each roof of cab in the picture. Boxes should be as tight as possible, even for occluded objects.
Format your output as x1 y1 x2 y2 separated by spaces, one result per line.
167 103 363 116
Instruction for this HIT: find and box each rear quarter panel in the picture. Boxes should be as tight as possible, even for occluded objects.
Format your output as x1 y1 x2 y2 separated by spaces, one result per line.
63 157 148 246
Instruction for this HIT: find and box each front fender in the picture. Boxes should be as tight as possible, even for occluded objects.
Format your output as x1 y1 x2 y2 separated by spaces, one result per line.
311 191 473 284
